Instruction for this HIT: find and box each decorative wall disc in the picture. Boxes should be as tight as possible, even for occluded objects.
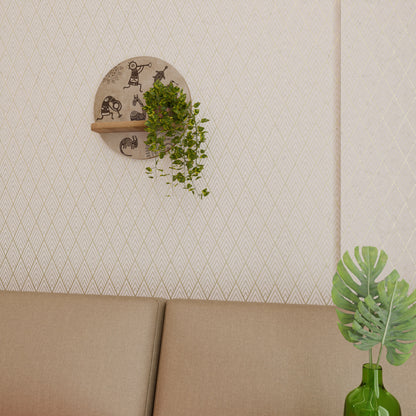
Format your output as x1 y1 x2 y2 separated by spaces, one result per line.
93 56 191 159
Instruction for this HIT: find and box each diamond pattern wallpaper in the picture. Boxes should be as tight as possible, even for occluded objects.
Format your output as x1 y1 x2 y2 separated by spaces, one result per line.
341 0 416 286
0 0 340 303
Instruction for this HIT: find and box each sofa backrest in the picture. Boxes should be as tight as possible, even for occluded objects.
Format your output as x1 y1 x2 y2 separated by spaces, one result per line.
0 291 165 416
153 299 416 416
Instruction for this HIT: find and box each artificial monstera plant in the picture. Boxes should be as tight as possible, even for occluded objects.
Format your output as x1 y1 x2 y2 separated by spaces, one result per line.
332 246 416 367
143 80 209 199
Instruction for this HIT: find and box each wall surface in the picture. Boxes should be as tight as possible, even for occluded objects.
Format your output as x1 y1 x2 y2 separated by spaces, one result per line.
1 0 340 303
341 0 416 285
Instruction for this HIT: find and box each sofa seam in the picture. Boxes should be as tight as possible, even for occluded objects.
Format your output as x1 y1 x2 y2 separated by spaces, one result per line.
144 300 165 416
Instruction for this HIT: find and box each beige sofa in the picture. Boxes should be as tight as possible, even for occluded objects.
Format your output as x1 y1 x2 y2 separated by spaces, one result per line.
1 291 415 415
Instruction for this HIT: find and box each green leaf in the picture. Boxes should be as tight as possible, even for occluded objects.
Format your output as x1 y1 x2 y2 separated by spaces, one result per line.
142 80 209 198
351 272 416 365
332 246 388 342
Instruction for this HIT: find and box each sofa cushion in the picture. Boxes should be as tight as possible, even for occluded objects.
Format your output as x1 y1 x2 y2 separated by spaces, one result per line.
0 291 165 416
153 299 416 416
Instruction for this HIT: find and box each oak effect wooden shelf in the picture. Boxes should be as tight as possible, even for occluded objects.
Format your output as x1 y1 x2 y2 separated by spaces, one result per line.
91 120 146 133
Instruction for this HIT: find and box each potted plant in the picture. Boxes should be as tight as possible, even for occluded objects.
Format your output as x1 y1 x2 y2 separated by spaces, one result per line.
143 80 209 199
332 246 416 415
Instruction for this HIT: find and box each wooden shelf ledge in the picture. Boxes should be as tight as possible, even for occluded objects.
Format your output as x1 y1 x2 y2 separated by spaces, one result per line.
91 120 146 133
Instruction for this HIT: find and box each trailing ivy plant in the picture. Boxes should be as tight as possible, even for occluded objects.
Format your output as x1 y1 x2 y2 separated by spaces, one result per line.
332 246 416 367
143 80 209 199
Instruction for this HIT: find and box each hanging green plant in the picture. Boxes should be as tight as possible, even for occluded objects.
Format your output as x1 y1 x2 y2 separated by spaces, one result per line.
143 80 209 198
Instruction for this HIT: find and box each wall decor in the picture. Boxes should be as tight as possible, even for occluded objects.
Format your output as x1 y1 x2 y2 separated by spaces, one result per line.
1 0 340 303
91 57 191 159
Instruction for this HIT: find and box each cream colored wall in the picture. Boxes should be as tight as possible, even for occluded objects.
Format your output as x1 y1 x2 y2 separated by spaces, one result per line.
341 0 416 286
0 0 340 303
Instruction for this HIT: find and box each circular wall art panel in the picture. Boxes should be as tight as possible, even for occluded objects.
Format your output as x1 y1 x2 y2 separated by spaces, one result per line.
92 56 191 159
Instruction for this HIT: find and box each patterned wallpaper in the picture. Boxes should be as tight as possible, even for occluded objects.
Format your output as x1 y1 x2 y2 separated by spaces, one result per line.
0 0 340 303
341 0 416 287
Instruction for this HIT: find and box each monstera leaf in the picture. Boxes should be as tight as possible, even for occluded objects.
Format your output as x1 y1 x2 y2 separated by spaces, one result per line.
332 246 388 342
350 271 416 366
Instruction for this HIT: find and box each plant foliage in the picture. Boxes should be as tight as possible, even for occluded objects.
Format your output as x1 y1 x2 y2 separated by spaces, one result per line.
332 246 416 366
351 272 416 366
332 246 387 342
143 81 209 198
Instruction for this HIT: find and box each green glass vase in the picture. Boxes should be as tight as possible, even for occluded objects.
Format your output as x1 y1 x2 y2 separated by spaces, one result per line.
344 363 401 416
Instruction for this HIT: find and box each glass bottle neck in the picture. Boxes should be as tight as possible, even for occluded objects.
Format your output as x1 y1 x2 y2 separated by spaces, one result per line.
361 363 383 387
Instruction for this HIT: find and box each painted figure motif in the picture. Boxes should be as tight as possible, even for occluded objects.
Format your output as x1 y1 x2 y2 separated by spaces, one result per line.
119 135 138 157
130 95 146 121
124 61 151 91
96 96 122 120
152 66 168 84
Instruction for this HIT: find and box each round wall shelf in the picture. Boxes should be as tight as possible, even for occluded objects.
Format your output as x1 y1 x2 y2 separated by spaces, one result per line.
92 56 191 159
